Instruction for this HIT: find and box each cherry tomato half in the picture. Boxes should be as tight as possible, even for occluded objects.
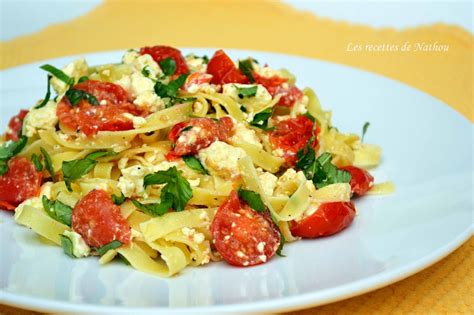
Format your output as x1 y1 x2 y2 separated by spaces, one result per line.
340 166 374 196
207 50 249 85
291 202 356 238
0 157 43 211
211 190 280 267
5 109 28 141
71 189 131 248
140 45 189 75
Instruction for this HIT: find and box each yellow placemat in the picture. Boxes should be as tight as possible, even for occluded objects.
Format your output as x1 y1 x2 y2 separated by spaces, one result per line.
0 0 472 314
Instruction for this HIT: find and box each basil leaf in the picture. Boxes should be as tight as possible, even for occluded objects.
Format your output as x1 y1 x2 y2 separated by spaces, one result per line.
112 192 126 205
78 76 89 83
250 107 273 130
238 188 266 212
0 161 7 175
62 158 98 191
159 57 177 76
182 155 209 175
0 136 28 175
238 59 255 83
31 153 43 171
95 240 123 256
40 147 54 178
236 85 258 98
276 229 286 257
361 121 370 142
34 75 52 109
60 234 75 258
201 55 209 64
143 166 193 211
85 150 117 160
42 195 72 226
141 66 151 78
131 199 171 217
65 89 99 106
154 74 189 99
40 64 74 86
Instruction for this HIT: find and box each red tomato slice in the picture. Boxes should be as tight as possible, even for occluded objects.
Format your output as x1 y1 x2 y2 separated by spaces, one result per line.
140 45 189 75
291 202 356 238
183 72 213 91
0 157 43 211
211 190 280 267
269 115 319 166
168 117 234 156
254 73 302 107
71 189 131 248
277 85 304 107
207 50 249 85
5 109 28 141
340 166 374 196
56 80 147 136
254 73 288 96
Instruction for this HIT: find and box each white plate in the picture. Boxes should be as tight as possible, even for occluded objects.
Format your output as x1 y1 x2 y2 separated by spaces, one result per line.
0 49 472 314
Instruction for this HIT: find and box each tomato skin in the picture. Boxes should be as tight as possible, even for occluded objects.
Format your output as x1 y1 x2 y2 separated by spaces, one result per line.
291 202 356 238
207 50 249 85
183 72 213 91
56 80 146 136
340 166 374 196
0 157 43 211
71 189 131 248
254 73 288 96
277 85 303 107
211 191 280 267
269 116 319 166
254 73 302 107
5 109 28 141
140 45 189 75
168 117 234 156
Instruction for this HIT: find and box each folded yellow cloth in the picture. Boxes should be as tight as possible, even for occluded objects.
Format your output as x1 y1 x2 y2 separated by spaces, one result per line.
0 1 472 314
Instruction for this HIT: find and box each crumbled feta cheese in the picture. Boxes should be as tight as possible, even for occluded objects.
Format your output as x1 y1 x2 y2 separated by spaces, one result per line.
133 91 165 112
115 75 131 92
257 242 266 253
201 247 211 264
62 230 91 258
130 72 155 97
258 171 277 196
122 113 147 129
152 160 179 173
186 54 208 72
50 58 89 95
259 255 267 263
117 165 153 197
198 141 247 179
253 63 283 78
23 101 58 137
199 211 209 221
273 148 284 157
187 83 216 94
193 233 205 244
123 50 140 64
290 95 309 117
222 83 272 106
182 227 195 237
230 122 262 148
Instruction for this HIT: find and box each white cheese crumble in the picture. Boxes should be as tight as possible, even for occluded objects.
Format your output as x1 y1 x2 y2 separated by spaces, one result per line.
253 63 283 78
133 91 165 112
222 83 272 105
186 54 208 72
61 230 91 258
122 113 147 129
14 182 52 218
123 51 162 79
50 58 89 95
198 141 247 179
230 122 262 148
22 101 58 137
290 95 309 117
258 171 278 196
117 165 153 198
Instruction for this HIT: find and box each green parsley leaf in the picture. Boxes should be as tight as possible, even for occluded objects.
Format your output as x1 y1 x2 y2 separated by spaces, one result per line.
59 234 75 258
62 158 98 191
65 88 100 106
236 85 258 98
182 155 209 175
95 240 123 256
159 57 177 76
0 136 28 175
238 59 255 83
34 75 52 109
361 122 370 142
249 107 273 130
78 76 89 83
141 66 151 78
85 150 117 160
276 229 286 257
111 192 126 205
42 195 72 226
31 153 43 171
131 199 171 217
201 55 209 64
154 74 189 99
166 97 197 108
40 64 74 86
238 188 266 212
40 147 54 178
143 166 193 211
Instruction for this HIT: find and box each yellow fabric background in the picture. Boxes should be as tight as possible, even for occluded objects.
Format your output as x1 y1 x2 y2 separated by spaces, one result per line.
0 0 472 313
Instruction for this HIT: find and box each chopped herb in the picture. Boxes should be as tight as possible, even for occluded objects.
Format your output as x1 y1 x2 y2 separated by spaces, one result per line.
34 75 52 109
249 107 273 130
166 97 196 108
62 158 98 191
361 122 370 142
40 147 54 178
42 195 72 226
85 150 117 160
0 136 28 175
159 57 177 76
40 64 74 86
60 234 75 258
141 66 151 78
131 199 171 217
240 105 247 113
154 74 189 99
143 166 193 211
95 240 123 256
276 229 286 257
183 155 209 175
78 76 89 83
236 85 258 98
181 125 193 133
31 153 43 171
111 192 126 205
65 88 99 106
238 59 255 83
117 253 131 265
238 188 266 212
201 55 209 64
